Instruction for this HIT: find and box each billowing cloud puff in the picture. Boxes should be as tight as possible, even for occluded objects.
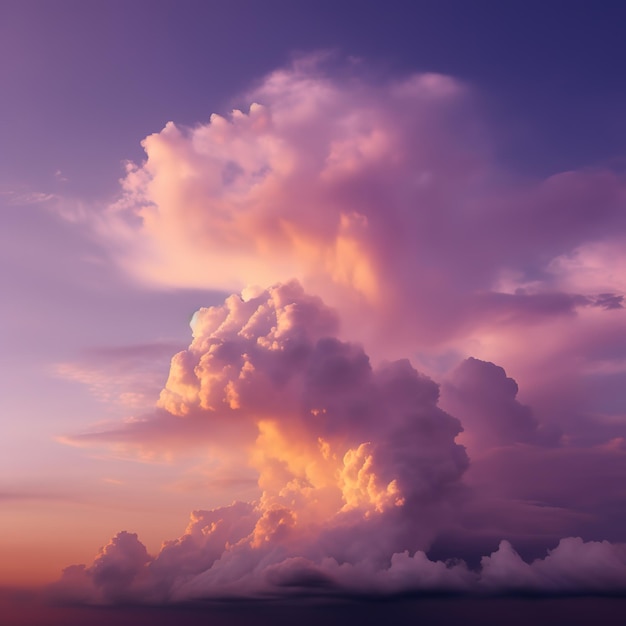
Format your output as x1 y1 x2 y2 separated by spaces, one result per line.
156 282 466 551
100 56 626 359
104 63 477 305
55 281 479 601
440 357 560 455
58 532 152 604
480 537 626 593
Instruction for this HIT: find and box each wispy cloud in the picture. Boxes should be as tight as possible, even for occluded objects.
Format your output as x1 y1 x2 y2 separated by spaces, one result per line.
54 341 182 410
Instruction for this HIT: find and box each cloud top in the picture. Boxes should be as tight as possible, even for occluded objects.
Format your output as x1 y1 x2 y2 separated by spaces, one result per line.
101 57 625 357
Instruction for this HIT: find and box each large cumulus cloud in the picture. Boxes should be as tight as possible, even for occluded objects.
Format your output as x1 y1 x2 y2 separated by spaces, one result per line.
72 281 467 550
57 281 626 602
55 281 478 602
57 56 626 602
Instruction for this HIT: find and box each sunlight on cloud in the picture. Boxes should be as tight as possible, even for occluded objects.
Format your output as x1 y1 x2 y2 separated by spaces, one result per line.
54 55 626 602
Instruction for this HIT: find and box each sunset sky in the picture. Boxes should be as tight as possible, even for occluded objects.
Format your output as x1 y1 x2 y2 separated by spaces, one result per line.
2 1 626 623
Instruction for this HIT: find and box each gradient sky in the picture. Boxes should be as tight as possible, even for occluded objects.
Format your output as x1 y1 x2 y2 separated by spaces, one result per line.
2 0 626 621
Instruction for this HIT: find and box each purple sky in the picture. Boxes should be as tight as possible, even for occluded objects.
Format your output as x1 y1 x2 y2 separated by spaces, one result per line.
1 1 626 622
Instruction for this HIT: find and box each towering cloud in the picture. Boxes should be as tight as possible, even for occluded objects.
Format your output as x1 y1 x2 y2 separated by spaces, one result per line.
160 283 464 542
58 57 626 602
55 281 472 601
55 282 626 602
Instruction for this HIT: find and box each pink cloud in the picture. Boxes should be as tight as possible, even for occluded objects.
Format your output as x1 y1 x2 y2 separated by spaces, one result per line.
56 57 626 601
56 281 626 600
440 357 560 455
56 532 152 604
98 58 625 360
66 282 468 558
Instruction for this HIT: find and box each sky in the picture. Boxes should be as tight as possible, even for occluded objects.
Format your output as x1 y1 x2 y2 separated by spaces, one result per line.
2 0 626 623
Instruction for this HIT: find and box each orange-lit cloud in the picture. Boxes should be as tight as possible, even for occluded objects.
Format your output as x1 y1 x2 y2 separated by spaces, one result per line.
55 280 626 601
66 281 467 552
54 57 626 602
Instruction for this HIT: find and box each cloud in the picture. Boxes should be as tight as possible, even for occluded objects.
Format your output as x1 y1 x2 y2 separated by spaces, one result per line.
440 357 560 455
0 489 76 503
55 56 626 602
56 532 152 604
53 527 626 602
65 281 468 553
98 56 625 360
0 189 58 205
480 537 626 593
53 281 503 602
56 281 626 601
